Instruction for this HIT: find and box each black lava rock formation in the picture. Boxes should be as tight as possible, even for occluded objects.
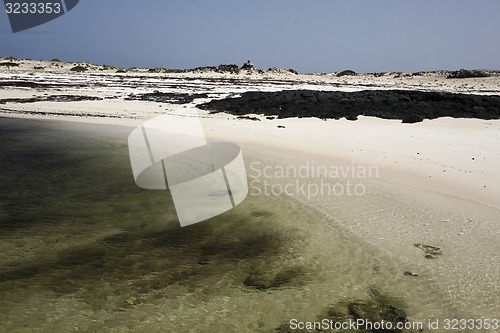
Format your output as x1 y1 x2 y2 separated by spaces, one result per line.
191 64 241 74
198 89 500 123
125 91 208 104
241 60 256 71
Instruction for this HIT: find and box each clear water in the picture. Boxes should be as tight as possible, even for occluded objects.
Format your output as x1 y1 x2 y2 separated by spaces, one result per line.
0 118 485 332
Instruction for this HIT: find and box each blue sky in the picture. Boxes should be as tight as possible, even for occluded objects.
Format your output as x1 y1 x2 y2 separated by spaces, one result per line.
1 0 499 73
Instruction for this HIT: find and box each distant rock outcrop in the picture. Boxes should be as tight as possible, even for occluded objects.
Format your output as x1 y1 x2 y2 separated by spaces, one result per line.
267 67 298 75
241 60 256 71
125 91 208 104
447 69 490 79
183 61 298 75
191 64 240 74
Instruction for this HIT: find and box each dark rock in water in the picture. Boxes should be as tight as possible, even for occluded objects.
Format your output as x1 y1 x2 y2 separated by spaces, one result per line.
273 323 307 333
323 305 351 323
404 271 419 277
273 290 412 333
198 89 500 123
251 210 273 217
244 273 275 290
274 268 301 286
266 116 277 120
348 301 408 332
277 125 286 128
197 258 211 265
243 267 304 290
236 115 261 121
414 243 443 259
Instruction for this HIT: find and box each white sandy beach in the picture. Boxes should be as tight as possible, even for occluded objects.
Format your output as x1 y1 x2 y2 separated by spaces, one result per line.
1 59 499 329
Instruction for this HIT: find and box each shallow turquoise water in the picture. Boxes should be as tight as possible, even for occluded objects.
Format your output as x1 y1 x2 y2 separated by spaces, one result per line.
0 118 464 332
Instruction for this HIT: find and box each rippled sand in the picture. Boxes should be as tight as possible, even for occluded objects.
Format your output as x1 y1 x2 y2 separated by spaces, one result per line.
0 118 496 332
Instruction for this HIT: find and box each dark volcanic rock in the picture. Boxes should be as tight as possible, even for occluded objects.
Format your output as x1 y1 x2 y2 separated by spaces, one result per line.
198 89 500 123
241 60 255 71
267 67 299 75
0 95 102 104
243 272 275 290
0 81 58 89
273 289 413 333
243 267 304 290
414 243 443 259
216 64 240 73
125 92 208 104
237 115 260 121
348 301 408 332
191 64 240 74
183 62 298 75
447 69 489 79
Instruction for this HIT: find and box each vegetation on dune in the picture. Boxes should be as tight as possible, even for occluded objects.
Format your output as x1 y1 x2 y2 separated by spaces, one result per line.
51 58 61 62
336 69 356 77
70 65 88 72
447 69 489 79
163 68 181 73
116 68 127 73
102 64 117 70
149 67 182 73
0 62 19 67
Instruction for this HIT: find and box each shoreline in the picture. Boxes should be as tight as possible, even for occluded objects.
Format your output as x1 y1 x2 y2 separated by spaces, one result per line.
3 111 499 210
240 141 500 319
